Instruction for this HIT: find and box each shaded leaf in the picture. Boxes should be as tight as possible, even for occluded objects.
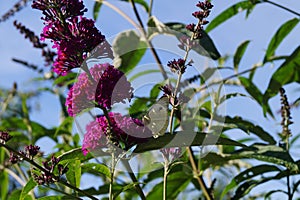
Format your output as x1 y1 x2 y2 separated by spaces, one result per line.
165 22 221 60
239 77 274 117
219 92 248 105
199 109 276 144
263 46 300 113
146 171 192 199
221 165 280 199
113 30 147 74
147 17 220 59
263 18 299 63
234 40 250 71
134 131 247 153
206 1 261 32
233 144 298 171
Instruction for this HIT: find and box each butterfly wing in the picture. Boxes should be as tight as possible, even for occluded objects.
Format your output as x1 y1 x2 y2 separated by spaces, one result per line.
143 96 169 138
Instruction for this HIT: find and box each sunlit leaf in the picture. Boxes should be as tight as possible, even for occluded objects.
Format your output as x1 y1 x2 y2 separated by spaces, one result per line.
20 178 37 200
206 1 261 32
234 40 250 71
263 18 299 63
93 1 102 21
81 163 111 178
113 30 147 74
263 46 300 114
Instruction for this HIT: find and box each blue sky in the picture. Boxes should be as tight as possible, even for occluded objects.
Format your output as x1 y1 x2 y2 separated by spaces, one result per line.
1 0 300 198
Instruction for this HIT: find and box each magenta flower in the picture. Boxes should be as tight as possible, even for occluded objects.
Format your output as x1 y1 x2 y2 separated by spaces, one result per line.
82 113 152 155
32 0 113 75
32 0 87 21
160 147 182 163
82 120 108 156
65 63 133 116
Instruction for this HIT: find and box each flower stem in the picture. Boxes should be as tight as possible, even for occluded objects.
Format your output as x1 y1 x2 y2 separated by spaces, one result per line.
163 160 169 200
263 0 300 17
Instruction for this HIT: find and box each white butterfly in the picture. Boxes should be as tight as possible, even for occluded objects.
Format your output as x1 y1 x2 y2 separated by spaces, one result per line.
142 96 169 138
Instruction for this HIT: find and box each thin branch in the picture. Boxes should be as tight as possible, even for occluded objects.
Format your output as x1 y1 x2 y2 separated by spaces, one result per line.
122 159 146 200
187 147 213 200
264 0 300 17
129 0 168 80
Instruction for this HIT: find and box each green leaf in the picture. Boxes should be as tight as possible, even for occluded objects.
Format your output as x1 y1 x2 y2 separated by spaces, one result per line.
263 18 299 63
0 170 9 200
0 117 56 143
206 1 261 32
66 160 81 188
93 1 102 21
113 30 148 74
53 72 76 86
20 178 37 200
219 92 248 105
220 164 280 199
58 148 94 163
146 171 192 199
134 131 247 153
199 109 276 144
81 163 111 178
8 189 21 200
263 46 300 111
120 0 149 13
233 144 298 171
165 22 221 60
234 40 251 71
36 196 63 200
239 77 274 117
128 69 161 82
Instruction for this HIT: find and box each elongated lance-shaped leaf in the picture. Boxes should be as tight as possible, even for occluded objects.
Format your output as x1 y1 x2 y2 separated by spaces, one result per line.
263 18 299 63
221 164 281 199
263 45 300 114
239 77 274 117
206 1 261 33
234 40 251 71
133 131 248 153
93 1 102 21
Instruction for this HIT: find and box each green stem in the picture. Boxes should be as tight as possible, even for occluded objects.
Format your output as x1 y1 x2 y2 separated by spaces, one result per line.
187 147 213 200
122 160 146 200
163 161 169 200
264 0 300 17
109 153 116 200
149 0 154 17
